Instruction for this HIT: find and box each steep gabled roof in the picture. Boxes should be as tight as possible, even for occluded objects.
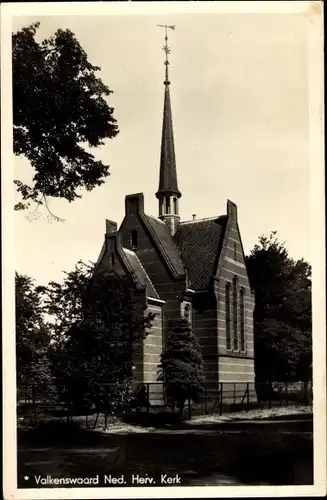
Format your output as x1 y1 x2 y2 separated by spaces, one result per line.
143 213 185 278
121 247 160 300
156 85 181 198
174 216 228 290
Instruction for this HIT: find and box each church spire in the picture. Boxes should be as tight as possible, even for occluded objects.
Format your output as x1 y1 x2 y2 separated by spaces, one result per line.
156 24 181 235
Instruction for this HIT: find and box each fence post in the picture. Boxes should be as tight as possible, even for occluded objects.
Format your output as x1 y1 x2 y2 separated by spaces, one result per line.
204 386 208 415
220 383 223 416
32 385 36 426
187 386 191 420
163 385 166 407
247 382 250 409
147 383 150 413
104 389 108 431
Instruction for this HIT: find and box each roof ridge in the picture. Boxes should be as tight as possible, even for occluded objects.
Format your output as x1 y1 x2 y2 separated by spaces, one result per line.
121 247 159 299
145 213 165 224
123 247 155 287
142 212 185 279
122 247 134 255
118 246 143 290
180 216 222 224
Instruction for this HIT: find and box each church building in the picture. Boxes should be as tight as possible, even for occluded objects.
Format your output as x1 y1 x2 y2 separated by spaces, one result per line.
96 28 256 402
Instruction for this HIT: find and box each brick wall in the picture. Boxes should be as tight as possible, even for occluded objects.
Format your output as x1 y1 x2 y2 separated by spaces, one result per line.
143 303 163 382
143 302 163 404
218 357 255 382
119 211 186 346
192 293 219 395
214 203 256 390
97 236 125 276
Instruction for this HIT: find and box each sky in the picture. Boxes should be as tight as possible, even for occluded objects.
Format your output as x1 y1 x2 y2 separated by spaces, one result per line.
12 10 312 286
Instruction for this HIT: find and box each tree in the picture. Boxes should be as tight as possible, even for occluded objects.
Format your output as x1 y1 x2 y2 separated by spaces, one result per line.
15 272 56 402
43 261 154 414
13 23 119 211
158 318 205 413
246 232 312 386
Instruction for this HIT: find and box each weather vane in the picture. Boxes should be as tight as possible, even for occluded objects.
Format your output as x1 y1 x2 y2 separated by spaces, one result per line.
157 24 175 85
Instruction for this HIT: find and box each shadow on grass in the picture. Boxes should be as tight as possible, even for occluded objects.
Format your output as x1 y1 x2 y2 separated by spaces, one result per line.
17 416 313 488
121 410 313 432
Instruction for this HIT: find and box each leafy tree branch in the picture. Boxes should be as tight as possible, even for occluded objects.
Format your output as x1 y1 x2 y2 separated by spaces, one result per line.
13 23 119 211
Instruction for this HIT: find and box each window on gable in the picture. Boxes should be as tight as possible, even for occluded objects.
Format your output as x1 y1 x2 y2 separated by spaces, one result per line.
240 288 245 351
232 277 238 351
225 283 231 350
233 242 237 261
131 230 138 250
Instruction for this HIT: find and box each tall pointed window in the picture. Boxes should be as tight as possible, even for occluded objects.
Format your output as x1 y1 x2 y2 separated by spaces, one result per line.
159 200 164 217
173 197 178 215
232 277 238 351
240 288 245 351
131 230 138 250
225 284 231 350
165 197 171 214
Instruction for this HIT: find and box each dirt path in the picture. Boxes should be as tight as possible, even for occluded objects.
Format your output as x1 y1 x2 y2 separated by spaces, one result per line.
18 415 313 488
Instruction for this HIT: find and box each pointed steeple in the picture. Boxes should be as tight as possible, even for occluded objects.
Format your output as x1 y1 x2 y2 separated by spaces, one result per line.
156 25 181 235
156 84 181 198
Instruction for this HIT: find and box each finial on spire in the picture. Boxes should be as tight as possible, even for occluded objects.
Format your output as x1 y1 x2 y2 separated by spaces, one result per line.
157 24 175 85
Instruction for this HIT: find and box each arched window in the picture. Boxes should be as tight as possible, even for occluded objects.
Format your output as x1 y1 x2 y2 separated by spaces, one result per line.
225 283 231 350
159 200 163 217
184 303 191 322
173 197 178 215
233 242 237 261
240 288 245 351
111 252 115 268
165 197 171 214
232 277 238 351
131 230 138 250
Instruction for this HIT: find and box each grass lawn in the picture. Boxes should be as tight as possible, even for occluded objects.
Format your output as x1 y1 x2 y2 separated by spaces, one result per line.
17 405 313 488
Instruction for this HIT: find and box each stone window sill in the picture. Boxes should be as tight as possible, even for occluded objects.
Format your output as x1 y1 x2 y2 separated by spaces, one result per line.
226 349 248 357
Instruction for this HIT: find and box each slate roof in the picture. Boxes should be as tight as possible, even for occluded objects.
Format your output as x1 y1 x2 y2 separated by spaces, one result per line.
156 85 181 198
143 214 185 278
122 247 160 300
174 216 228 290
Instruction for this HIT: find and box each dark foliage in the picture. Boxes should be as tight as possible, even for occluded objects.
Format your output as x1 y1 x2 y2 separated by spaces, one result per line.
246 232 312 384
15 273 56 402
158 318 205 412
13 23 119 210
43 261 154 414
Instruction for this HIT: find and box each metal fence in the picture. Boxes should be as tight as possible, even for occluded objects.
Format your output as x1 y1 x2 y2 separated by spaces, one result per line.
141 380 312 419
17 380 312 427
184 381 312 419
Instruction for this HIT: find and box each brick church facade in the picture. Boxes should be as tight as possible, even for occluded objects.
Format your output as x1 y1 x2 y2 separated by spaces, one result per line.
96 49 256 401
